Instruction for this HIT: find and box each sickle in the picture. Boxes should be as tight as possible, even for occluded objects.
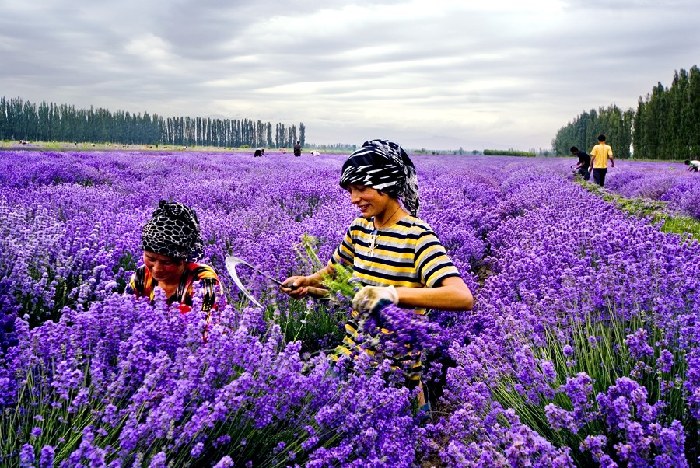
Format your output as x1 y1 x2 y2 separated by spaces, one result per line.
226 256 284 307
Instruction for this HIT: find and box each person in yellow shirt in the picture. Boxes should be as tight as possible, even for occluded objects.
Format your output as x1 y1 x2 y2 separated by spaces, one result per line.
589 134 614 187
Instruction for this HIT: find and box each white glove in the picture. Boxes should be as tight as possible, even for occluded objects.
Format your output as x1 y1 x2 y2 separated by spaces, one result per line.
352 285 399 312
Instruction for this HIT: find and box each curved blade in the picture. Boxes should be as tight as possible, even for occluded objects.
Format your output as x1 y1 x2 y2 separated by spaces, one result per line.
225 256 262 308
225 256 284 285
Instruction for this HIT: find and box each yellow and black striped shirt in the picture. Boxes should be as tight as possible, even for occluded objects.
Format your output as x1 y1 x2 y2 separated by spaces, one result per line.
330 215 460 379
331 215 459 289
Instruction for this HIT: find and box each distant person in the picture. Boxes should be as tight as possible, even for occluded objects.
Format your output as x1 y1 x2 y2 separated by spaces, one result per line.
254 148 264 157
293 140 302 157
589 134 614 187
570 146 591 181
684 159 700 172
126 201 223 314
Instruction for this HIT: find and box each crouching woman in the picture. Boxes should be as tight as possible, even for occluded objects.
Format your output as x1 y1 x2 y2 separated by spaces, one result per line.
127 200 223 314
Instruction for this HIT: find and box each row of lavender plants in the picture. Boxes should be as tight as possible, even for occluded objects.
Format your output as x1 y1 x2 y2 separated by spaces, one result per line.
602 161 700 220
1 150 699 466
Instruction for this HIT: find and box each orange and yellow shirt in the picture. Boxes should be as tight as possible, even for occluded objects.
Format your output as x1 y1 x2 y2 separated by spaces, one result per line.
127 262 222 313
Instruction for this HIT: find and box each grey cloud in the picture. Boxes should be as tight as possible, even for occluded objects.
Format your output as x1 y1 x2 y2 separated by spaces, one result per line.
1 0 699 150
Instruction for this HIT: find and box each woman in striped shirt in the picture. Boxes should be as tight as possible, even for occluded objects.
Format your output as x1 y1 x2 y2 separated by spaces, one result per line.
281 139 473 407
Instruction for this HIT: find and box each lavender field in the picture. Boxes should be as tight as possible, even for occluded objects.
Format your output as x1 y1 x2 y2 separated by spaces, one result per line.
603 161 700 220
1 150 700 467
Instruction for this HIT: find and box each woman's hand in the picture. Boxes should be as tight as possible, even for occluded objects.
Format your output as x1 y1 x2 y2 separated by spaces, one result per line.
280 275 329 299
280 275 310 298
352 285 398 312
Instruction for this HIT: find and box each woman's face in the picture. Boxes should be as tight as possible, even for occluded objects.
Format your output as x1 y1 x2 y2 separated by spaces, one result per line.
346 184 390 219
143 251 185 284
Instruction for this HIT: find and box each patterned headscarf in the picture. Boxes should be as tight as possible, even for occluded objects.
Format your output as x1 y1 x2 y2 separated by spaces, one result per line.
141 201 204 261
339 139 420 216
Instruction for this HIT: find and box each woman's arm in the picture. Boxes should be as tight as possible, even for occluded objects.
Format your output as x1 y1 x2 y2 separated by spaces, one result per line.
352 276 474 312
396 276 473 310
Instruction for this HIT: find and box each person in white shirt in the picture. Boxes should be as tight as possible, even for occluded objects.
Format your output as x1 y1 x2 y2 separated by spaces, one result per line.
684 159 700 172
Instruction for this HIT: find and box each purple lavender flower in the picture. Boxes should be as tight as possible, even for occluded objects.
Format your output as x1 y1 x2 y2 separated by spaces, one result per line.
190 442 204 458
563 345 574 357
626 328 654 360
656 349 674 374
213 456 235 468
148 451 167 468
19 443 35 468
39 445 55 468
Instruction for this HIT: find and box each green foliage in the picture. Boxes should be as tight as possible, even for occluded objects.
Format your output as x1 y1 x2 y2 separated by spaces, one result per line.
267 298 345 354
552 105 634 158
660 215 700 240
262 234 352 353
292 234 358 302
483 149 536 157
175 415 312 467
322 263 358 301
293 234 325 273
0 96 304 149
554 65 700 159
634 67 700 159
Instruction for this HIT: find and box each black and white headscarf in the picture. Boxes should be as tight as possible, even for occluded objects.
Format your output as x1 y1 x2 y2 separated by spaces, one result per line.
339 139 420 216
141 201 204 261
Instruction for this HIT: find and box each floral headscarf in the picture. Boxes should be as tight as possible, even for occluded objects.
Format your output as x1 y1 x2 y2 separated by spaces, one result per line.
339 139 420 216
141 201 204 261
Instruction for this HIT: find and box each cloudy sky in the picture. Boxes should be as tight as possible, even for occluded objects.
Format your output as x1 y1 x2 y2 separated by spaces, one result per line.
1 0 698 151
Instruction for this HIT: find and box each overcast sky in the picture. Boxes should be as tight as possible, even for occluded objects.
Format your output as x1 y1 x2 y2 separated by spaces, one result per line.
1 0 698 151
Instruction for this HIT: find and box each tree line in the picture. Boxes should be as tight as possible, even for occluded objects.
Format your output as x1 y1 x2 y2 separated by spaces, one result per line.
552 65 700 159
0 96 306 148
483 149 536 157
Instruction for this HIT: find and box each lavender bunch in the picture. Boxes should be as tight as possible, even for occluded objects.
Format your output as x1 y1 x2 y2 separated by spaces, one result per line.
304 356 418 467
